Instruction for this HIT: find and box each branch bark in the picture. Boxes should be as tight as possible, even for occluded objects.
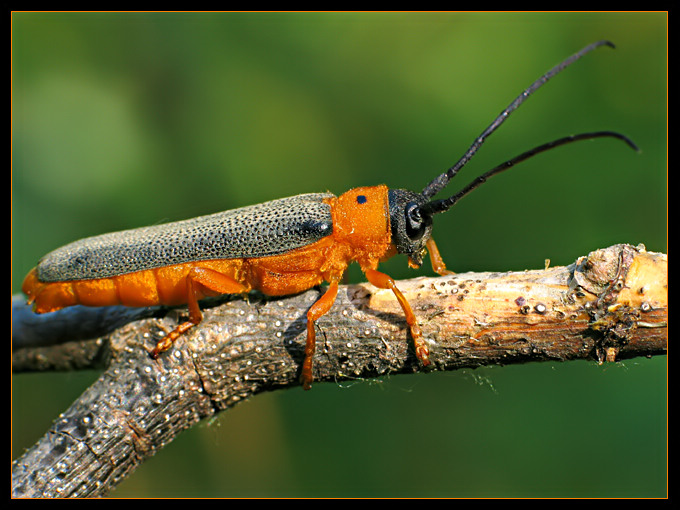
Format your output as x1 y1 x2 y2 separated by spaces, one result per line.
11 243 667 498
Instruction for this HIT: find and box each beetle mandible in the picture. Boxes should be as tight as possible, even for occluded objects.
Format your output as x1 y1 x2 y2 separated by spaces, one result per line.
21 40 638 389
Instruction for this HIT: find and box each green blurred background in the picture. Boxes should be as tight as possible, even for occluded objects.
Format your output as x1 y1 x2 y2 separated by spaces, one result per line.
12 12 666 497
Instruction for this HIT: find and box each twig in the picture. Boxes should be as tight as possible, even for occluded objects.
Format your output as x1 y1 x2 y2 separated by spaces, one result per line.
11 243 667 498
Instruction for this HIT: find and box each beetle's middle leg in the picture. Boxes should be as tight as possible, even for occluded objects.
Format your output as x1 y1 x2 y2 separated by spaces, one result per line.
301 280 339 390
150 267 249 358
364 268 431 367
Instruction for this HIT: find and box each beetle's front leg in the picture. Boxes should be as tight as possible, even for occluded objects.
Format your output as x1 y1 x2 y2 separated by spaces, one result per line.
426 238 455 276
364 268 431 366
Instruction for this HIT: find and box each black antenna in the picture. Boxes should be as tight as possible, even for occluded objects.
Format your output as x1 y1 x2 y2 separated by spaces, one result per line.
418 131 639 217
420 40 616 201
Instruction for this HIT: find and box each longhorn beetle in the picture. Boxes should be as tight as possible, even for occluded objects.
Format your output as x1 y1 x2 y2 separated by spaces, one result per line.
22 41 638 389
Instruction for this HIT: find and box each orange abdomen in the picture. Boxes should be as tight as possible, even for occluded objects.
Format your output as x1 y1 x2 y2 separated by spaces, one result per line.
21 238 340 314
22 259 244 313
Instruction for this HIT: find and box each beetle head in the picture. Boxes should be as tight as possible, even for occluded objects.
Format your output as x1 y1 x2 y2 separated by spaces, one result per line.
387 189 433 267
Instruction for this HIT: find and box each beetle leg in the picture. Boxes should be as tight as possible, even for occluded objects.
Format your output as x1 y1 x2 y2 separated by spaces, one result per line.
150 321 196 358
364 268 431 366
150 267 249 358
426 238 455 276
301 280 339 390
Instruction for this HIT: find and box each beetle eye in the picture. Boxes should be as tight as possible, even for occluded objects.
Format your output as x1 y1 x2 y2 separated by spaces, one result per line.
405 202 426 240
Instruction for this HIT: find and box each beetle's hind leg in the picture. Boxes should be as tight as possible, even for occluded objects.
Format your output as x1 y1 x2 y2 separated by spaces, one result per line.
150 266 249 358
150 321 197 358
